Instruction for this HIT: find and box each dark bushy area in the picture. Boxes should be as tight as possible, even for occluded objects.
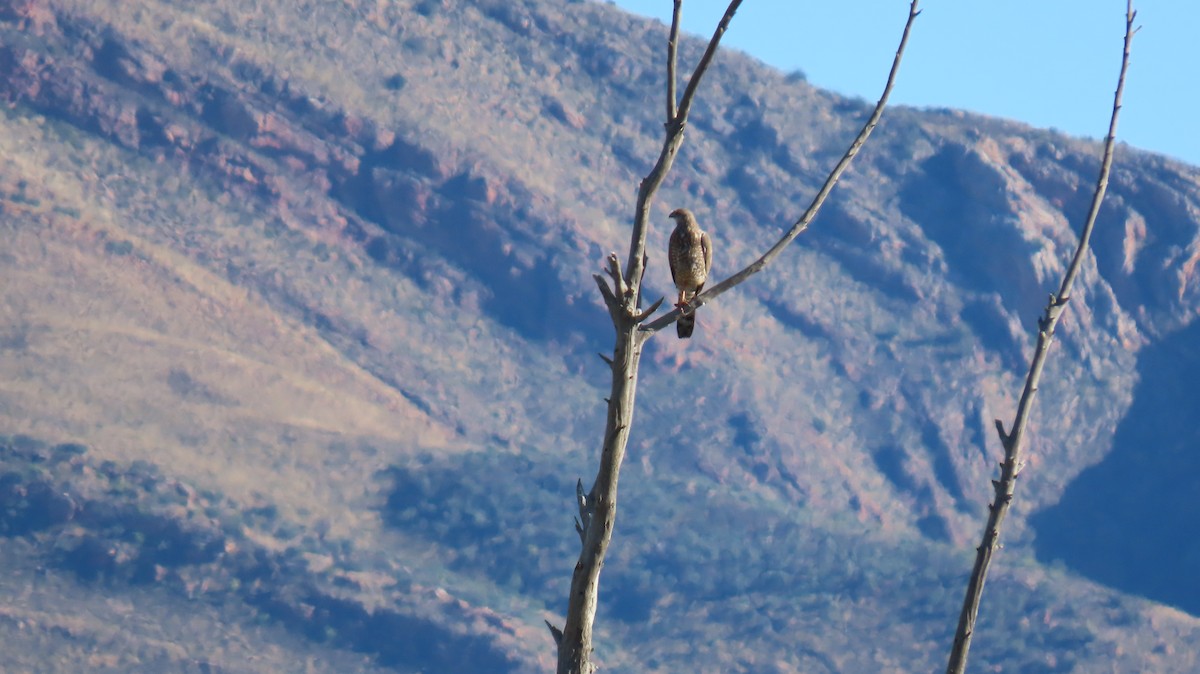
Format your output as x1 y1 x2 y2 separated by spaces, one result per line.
379 449 1107 670
0 433 519 673
1032 319 1200 615
383 452 573 599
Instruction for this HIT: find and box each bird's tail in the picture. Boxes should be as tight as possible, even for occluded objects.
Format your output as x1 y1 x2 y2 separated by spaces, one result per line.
677 310 696 338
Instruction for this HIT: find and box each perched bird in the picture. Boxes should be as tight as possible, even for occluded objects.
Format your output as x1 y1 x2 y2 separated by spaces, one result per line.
667 207 713 339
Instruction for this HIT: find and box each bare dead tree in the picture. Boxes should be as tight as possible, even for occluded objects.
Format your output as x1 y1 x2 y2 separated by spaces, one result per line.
945 3 1138 673
548 2 922 672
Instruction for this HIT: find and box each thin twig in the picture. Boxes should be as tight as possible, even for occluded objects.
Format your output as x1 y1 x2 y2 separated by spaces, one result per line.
666 0 682 123
675 0 743 131
945 3 1137 672
642 0 923 335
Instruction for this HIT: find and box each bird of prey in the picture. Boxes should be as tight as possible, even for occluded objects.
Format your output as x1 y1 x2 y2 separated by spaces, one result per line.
667 207 713 339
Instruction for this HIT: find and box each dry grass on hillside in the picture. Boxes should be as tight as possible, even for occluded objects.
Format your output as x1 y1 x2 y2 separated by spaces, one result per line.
0 110 454 538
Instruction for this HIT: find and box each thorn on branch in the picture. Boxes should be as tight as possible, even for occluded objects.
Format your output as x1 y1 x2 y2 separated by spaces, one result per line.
545 620 564 648
632 296 666 323
1039 293 1071 331
576 478 591 543
993 419 1010 447
594 273 618 310
597 352 614 367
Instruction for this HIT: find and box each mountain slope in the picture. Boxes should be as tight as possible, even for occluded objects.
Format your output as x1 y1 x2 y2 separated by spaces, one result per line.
1 0 1199 671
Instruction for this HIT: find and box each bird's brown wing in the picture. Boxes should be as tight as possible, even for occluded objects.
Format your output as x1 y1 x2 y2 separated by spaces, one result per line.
701 231 713 276
668 234 680 288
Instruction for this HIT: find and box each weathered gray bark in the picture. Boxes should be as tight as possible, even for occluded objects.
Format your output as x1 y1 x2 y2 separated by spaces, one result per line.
945 4 1137 672
551 4 744 672
549 2 921 672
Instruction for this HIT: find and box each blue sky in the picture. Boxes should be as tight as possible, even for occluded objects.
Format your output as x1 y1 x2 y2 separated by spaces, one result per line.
610 1 1198 167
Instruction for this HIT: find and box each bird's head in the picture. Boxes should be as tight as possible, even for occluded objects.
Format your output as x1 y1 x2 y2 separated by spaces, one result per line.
669 208 693 226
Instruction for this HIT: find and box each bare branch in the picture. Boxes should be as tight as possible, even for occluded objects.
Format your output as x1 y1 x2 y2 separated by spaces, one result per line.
945 4 1137 672
642 0 923 335
1055 12 1136 308
666 0 682 123
624 0 744 297
674 0 743 132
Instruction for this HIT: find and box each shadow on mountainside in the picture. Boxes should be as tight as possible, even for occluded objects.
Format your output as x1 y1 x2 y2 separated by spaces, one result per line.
1031 319 1200 616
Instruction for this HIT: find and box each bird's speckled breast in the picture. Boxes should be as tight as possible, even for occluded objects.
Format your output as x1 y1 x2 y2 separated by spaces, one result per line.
670 227 708 291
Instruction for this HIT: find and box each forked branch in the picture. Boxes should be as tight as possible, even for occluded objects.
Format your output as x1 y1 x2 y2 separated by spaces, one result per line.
944 3 1137 673
553 4 745 673
641 0 922 335
554 3 922 673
